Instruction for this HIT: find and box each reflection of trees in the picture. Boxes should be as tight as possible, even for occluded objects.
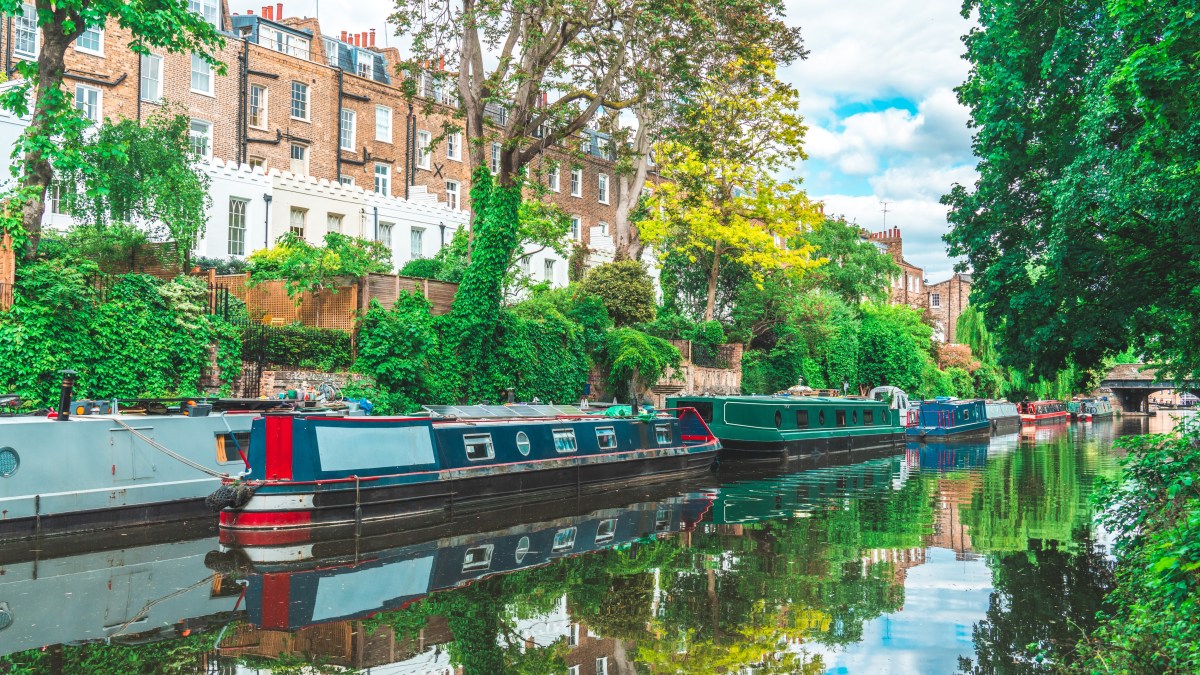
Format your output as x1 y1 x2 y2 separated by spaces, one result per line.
958 527 1114 674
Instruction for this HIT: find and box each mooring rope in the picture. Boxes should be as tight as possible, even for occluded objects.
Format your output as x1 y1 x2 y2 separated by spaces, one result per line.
102 416 230 479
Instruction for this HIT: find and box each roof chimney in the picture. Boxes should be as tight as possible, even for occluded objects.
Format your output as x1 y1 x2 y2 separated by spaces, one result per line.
262 5 272 20
246 9 253 14
276 3 283 20
340 30 347 42
369 29 376 47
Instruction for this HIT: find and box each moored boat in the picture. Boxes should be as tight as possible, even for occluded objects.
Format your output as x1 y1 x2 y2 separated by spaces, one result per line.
985 400 1020 434
1078 397 1115 422
214 404 720 532
905 398 990 442
663 394 903 462
1018 400 1069 424
1066 400 1082 420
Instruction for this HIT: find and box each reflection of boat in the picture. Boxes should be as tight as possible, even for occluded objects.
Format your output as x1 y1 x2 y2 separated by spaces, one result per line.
222 494 713 630
665 394 903 462
0 532 241 659
985 401 1021 434
217 405 719 532
904 441 989 473
906 398 990 442
1078 398 1115 422
1018 400 1070 424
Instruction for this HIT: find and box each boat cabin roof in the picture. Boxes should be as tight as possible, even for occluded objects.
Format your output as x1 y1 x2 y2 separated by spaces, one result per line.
668 394 885 405
421 403 594 419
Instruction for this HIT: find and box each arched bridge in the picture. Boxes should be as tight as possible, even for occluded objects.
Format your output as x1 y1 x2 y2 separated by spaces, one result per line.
1100 364 1200 413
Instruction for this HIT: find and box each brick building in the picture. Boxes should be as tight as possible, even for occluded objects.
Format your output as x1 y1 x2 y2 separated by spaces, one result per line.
866 227 927 311
0 1 641 282
926 272 972 343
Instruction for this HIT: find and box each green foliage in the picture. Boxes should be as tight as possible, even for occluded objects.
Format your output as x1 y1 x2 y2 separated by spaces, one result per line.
398 256 445 279
0 260 240 406
194 256 249 275
1074 416 1200 672
60 222 153 272
353 295 444 414
601 328 682 400
805 217 900 304
578 260 657 326
740 289 860 394
247 324 353 372
856 303 930 394
248 231 393 298
512 286 612 354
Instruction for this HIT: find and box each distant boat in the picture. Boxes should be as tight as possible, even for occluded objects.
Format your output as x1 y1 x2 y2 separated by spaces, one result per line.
1018 400 1070 424
664 394 903 462
985 401 1021 434
214 404 720 532
905 398 991 442
1078 398 1115 421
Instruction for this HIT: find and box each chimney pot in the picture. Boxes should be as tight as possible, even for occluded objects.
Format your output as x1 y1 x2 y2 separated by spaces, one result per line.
361 32 368 47
276 3 283 19
370 29 376 47
341 30 347 42
246 9 253 14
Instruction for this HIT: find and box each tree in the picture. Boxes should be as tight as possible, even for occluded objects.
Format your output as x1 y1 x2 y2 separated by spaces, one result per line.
578 260 656 327
247 232 393 298
56 107 212 268
943 0 1200 379
804 217 899 304
0 0 224 260
856 303 931 393
643 57 822 321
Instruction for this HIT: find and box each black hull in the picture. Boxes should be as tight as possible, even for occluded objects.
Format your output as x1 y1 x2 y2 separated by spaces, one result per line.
907 425 993 444
990 416 1021 435
223 447 720 530
716 430 905 463
0 497 212 542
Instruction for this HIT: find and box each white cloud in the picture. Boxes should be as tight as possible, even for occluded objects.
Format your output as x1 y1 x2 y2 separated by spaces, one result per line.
817 194 963 282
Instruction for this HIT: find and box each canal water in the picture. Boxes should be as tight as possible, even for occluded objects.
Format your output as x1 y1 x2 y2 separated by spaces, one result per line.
0 413 1189 674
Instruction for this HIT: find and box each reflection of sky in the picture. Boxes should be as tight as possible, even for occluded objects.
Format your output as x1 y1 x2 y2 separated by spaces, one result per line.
812 547 992 674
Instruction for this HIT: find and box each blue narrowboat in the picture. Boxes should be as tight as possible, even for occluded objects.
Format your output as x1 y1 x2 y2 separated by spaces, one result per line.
214 404 720 531
905 398 990 442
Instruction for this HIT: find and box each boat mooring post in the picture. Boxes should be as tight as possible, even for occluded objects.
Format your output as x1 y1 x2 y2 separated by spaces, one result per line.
55 369 78 421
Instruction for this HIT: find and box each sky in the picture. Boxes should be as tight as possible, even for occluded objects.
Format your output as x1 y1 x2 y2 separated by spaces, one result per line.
253 0 978 281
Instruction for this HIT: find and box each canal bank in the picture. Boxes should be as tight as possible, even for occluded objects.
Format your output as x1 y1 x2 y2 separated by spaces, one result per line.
0 414 1184 673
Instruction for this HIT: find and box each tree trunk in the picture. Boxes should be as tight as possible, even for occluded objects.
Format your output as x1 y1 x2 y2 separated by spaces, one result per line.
613 119 653 261
17 13 79 260
704 245 722 321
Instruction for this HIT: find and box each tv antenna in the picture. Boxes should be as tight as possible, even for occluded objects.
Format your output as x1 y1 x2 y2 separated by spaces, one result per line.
880 201 891 228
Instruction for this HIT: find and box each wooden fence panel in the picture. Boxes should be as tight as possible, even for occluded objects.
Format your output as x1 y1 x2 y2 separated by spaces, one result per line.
0 234 13 311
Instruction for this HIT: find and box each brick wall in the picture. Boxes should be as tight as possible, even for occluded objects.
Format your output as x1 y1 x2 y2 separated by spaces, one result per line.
926 273 971 343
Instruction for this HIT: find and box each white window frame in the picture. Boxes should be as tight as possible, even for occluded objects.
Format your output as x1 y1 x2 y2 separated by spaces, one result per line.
338 175 354 186
290 81 309 121
356 53 374 80
568 665 581 675
247 156 266 170
543 258 555 283
375 106 392 142
75 85 101 123
570 168 582 197
462 544 493 572
140 54 163 103
552 527 577 552
379 221 393 248
547 165 560 192
570 215 581 241
596 657 609 675
446 132 461 161
323 37 340 68
189 0 220 26
445 180 460 210
595 426 617 450
655 424 672 445
340 108 357 152
12 4 38 58
598 173 610 204
596 518 617 544
327 213 343 234
249 84 268 129
463 433 495 462
290 143 308 174
410 227 424 259
227 197 248 256
552 428 577 454
490 142 500 174
374 163 391 196
598 221 609 236
190 53 213 96
416 130 432 169
189 119 213 160
75 26 104 56
289 207 307 237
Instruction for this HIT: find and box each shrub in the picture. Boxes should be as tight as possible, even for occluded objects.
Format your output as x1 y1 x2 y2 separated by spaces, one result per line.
600 328 681 400
579 260 656 326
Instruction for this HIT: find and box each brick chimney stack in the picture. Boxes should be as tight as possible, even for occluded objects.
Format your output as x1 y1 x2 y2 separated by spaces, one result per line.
369 29 376 47
276 3 283 19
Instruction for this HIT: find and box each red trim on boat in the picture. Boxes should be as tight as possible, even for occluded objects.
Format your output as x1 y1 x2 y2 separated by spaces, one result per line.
264 416 294 480
221 510 312 528
219 526 314 547
259 573 291 629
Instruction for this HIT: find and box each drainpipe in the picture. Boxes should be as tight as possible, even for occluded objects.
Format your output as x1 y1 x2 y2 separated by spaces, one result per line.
262 194 272 248
5 17 12 77
239 39 250 165
136 50 142 123
405 102 415 199
336 69 344 181
373 205 379 241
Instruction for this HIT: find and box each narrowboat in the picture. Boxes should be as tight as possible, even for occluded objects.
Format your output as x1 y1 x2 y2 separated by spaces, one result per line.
905 398 991 442
1078 398 1115 422
0 392 305 539
985 401 1021 434
214 404 720 532
1018 400 1070 424
663 395 903 462
217 494 712 630
905 441 989 473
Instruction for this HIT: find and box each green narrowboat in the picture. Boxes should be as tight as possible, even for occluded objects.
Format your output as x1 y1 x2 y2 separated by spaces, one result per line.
665 395 904 461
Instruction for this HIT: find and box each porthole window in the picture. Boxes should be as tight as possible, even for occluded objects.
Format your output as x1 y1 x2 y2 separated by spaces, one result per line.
515 431 531 456
0 448 19 478
774 410 782 428
515 536 530 563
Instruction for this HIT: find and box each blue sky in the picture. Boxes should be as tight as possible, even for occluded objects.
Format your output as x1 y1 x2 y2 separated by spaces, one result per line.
269 0 978 281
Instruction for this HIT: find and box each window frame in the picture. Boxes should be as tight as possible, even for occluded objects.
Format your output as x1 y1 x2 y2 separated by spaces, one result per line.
543 258 555 283
547 165 560 192
189 0 220 26
552 428 577 454
288 207 307 237
375 105 392 142
655 424 672 445
595 426 617 450
289 143 308 174
515 431 531 456
595 518 617 544
930 292 941 308
75 84 101 123
461 544 493 572
139 54 163 103
290 81 310 121
598 173 609 204
378 221 393 248
227 197 248 256
463 433 495 462
75 26 104 56
864 410 875 425
569 215 581 241
570 167 582 197
410 227 424 259
836 410 847 427
552 527 577 552
188 119 213 160
248 84 268 129
445 180 460 210
12 4 38 58
326 213 343 234
340 107 357 152
416 130 432 169
373 162 391 196
490 142 501 174
446 132 462 161
190 53 214 96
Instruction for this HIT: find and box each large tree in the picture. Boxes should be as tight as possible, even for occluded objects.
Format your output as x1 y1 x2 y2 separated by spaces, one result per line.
943 0 1200 378
642 57 821 321
804 217 900 304
0 0 225 260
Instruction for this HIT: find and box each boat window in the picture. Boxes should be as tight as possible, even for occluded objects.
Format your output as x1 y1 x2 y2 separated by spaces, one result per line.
797 410 810 427
819 410 826 426
595 518 617 544
463 433 494 461
515 536 530 564
774 410 782 428
462 545 494 572
515 431 531 456
682 400 713 422
655 424 672 445
215 431 251 464
553 429 578 453
836 410 846 427
864 410 874 425
852 410 858 424
596 426 617 450
655 508 672 532
963 408 971 420
552 527 577 552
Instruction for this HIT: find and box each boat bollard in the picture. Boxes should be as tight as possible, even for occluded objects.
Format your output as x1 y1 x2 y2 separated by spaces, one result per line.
56 369 78 421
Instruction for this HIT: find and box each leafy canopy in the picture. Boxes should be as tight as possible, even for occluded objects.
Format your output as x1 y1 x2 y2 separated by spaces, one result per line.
247 232 394 299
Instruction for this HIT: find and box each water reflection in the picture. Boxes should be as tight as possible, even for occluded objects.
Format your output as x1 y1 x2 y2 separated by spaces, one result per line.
0 415 1183 674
